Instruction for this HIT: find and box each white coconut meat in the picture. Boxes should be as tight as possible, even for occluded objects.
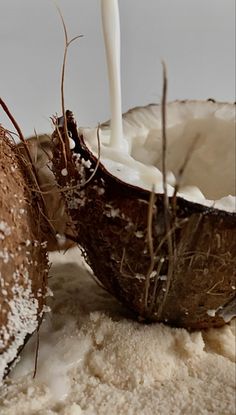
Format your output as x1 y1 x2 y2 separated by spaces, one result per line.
80 101 235 212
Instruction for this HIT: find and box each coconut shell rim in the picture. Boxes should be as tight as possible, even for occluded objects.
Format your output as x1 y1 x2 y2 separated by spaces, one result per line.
75 131 236 220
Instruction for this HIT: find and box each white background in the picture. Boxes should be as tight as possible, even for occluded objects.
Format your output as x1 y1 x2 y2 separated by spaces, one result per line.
0 0 235 137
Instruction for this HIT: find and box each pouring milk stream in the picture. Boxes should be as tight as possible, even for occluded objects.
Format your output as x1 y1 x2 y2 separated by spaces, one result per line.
101 0 124 150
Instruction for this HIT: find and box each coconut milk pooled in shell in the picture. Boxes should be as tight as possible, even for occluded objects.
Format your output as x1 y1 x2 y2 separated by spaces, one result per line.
81 101 236 212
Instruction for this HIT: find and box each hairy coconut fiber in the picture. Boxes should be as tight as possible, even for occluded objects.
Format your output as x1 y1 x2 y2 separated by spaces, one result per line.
0 127 49 381
51 104 236 330
17 135 75 251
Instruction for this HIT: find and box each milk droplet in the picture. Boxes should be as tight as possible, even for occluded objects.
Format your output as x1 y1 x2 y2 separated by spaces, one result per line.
61 168 68 176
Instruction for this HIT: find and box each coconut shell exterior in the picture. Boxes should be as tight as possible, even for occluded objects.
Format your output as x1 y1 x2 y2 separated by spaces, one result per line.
17 135 75 251
0 128 49 381
51 110 236 330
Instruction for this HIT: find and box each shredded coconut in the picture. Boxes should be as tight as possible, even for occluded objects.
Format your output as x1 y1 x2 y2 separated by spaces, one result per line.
61 168 68 177
0 268 43 381
159 275 167 281
0 222 11 240
0 248 235 415
134 231 144 238
207 309 217 317
0 249 10 264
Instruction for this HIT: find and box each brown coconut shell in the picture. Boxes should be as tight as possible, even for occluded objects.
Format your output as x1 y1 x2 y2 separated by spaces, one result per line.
0 127 49 381
17 135 75 251
51 105 236 330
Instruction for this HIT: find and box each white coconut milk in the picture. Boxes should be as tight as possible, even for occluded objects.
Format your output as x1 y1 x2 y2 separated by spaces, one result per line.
101 0 125 150
97 1 236 212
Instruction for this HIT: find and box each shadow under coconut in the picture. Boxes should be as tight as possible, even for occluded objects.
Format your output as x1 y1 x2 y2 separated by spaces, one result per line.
48 248 135 323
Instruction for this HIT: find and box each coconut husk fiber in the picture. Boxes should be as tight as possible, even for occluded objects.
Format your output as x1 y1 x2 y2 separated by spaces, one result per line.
0 127 49 381
17 134 75 251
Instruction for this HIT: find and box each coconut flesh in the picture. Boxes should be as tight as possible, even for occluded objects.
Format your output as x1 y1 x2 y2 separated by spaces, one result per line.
82 101 235 212
51 101 236 330
0 128 49 382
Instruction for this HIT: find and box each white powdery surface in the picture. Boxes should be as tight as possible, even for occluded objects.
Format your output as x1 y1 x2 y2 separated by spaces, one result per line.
0 248 235 415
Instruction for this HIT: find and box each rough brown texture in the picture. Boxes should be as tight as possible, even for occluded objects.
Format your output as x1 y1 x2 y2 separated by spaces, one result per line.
51 110 236 330
17 135 75 251
0 127 48 379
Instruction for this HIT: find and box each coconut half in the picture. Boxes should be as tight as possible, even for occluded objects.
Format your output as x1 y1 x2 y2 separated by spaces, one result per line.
0 128 49 381
51 101 236 330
